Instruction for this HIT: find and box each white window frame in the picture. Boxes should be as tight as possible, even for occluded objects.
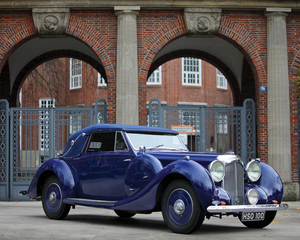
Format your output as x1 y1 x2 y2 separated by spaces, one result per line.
217 114 228 134
147 66 162 85
70 58 82 89
39 98 55 151
98 73 107 86
182 57 202 86
69 114 82 136
217 69 227 89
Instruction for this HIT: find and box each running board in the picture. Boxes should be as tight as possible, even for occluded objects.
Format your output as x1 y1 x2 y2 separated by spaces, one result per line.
63 198 116 207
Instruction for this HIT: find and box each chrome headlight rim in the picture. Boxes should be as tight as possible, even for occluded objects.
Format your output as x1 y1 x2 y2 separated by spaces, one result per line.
245 160 261 182
246 188 259 205
209 160 225 183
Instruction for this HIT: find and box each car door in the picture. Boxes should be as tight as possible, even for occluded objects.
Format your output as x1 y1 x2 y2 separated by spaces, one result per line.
68 131 134 201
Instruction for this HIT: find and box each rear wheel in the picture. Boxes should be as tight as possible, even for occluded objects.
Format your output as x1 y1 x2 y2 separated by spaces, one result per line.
42 176 70 220
239 211 277 228
161 180 204 233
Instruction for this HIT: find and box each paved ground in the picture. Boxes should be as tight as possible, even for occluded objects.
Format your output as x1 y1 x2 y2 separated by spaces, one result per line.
0 201 299 240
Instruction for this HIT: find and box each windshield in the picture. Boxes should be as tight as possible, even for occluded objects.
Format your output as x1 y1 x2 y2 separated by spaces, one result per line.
126 133 188 151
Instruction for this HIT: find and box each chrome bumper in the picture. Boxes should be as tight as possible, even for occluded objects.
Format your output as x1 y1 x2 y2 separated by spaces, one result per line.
207 203 289 213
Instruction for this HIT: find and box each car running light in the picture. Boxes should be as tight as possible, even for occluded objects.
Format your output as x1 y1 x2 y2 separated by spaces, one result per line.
209 160 225 182
245 160 261 182
247 188 259 205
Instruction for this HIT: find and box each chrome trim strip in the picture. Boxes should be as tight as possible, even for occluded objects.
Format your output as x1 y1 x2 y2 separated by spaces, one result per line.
207 203 289 213
64 198 116 207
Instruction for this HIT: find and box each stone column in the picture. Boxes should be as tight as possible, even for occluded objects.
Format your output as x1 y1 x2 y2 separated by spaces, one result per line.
265 8 299 200
115 6 140 125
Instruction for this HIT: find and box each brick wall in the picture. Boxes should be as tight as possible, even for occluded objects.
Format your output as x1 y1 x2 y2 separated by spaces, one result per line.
0 8 298 183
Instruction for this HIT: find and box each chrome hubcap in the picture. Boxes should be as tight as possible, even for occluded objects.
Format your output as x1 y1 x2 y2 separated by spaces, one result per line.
174 199 185 215
49 191 57 204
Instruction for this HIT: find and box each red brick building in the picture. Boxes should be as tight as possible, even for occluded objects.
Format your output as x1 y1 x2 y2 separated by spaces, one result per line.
21 57 233 109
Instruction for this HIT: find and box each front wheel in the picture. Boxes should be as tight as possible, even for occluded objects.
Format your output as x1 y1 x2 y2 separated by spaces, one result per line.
42 176 70 220
161 180 204 234
239 211 277 228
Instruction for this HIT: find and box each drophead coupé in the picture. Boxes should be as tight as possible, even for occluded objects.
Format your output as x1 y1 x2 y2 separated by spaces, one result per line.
20 124 288 233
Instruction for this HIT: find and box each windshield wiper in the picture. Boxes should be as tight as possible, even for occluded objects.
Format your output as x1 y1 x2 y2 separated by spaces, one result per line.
148 144 164 150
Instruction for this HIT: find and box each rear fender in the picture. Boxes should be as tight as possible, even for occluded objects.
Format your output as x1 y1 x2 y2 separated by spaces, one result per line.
27 158 76 200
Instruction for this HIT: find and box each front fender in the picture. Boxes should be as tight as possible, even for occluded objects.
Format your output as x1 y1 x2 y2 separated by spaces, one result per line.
114 159 215 212
164 160 216 212
27 158 76 200
254 162 284 203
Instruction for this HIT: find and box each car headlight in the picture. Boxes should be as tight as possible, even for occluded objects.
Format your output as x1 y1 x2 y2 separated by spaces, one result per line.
247 188 259 205
209 160 225 182
245 160 261 182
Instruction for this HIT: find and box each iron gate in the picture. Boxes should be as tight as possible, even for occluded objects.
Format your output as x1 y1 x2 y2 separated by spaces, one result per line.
0 99 107 201
149 98 256 163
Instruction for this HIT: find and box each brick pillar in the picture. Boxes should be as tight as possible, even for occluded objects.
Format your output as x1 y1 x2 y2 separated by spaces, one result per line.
115 6 140 125
265 8 299 200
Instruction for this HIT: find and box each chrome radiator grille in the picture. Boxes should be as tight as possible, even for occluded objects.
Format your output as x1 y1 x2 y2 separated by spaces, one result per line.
222 161 244 205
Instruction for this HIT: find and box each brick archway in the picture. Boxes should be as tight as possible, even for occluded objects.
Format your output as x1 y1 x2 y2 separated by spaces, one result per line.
148 49 242 106
0 12 36 72
138 12 267 156
218 17 267 96
289 39 300 182
9 50 107 107
66 14 116 82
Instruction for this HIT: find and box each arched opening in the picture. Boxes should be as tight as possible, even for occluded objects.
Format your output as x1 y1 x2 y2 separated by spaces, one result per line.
145 35 257 154
0 37 107 107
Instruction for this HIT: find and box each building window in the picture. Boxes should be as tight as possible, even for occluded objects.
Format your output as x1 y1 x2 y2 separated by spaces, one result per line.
217 114 228 134
39 98 55 151
98 73 107 86
147 66 161 85
70 58 82 89
182 57 201 86
69 114 82 135
181 110 197 128
217 69 227 89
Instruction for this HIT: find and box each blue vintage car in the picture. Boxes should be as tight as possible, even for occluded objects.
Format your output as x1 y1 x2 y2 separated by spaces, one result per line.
20 124 288 233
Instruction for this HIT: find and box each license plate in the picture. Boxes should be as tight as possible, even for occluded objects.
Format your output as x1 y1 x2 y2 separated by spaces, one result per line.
241 212 265 221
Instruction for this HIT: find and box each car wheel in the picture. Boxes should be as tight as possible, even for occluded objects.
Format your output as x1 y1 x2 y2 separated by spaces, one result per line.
114 210 136 218
161 180 204 233
42 176 70 220
239 211 277 228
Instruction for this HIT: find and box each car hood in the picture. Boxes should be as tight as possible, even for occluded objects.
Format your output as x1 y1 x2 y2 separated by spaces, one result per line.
145 151 222 169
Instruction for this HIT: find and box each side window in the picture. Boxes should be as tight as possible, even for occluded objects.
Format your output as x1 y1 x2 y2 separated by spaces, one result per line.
115 132 128 151
87 132 115 152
